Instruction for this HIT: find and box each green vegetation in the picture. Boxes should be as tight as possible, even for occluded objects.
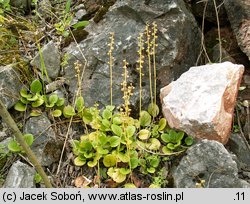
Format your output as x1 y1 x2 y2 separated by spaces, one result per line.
14 79 65 117
9 21 194 187
1 0 194 187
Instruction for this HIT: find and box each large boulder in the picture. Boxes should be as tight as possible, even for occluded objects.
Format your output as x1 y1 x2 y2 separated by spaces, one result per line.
31 41 61 79
23 114 61 166
224 0 250 60
3 161 35 188
160 62 244 144
173 140 249 188
63 0 201 108
227 133 250 167
0 65 22 109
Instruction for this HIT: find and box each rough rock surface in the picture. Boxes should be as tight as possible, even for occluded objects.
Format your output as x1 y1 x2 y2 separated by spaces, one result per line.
173 140 249 188
224 0 250 60
31 41 61 79
63 0 201 108
23 114 61 166
0 65 22 109
228 133 250 167
3 161 35 188
0 137 11 169
160 62 244 144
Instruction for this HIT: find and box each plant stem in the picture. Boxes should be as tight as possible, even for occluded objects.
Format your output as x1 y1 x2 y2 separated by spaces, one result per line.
137 33 144 115
108 32 115 106
146 24 153 104
0 100 52 188
213 0 222 62
152 22 157 105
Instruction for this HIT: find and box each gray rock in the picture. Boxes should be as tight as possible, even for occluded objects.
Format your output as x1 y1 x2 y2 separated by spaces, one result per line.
0 137 11 153
224 0 250 60
3 161 35 188
160 62 244 144
173 139 247 188
228 133 250 167
37 0 52 17
75 9 87 20
23 114 61 166
0 137 11 169
238 179 250 188
63 0 201 108
31 41 61 79
0 65 22 109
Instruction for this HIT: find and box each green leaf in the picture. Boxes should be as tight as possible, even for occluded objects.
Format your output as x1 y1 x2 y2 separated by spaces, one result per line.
130 157 139 169
98 133 108 146
24 134 34 146
65 0 71 13
20 97 29 104
158 118 167 131
20 88 32 98
147 138 161 151
185 136 194 146
148 103 159 117
107 167 126 183
49 94 58 104
103 154 116 167
14 102 27 112
74 157 86 166
161 133 171 143
152 125 159 137
109 136 121 147
149 184 161 188
126 126 136 137
31 97 44 108
76 96 84 112
149 157 160 168
84 152 94 159
30 109 42 117
124 183 136 188
175 131 185 142
102 119 110 128
34 173 42 184
27 94 38 102
97 147 109 155
147 167 156 174
102 109 112 119
167 143 175 150
106 105 115 112
82 108 93 123
162 146 172 154
63 105 76 118
79 140 92 152
111 124 123 137
56 98 65 107
30 79 42 93
139 111 151 127
113 117 122 125
51 109 62 117
119 168 131 175
138 129 150 140
117 152 130 163
72 21 89 29
8 140 22 152
87 159 98 167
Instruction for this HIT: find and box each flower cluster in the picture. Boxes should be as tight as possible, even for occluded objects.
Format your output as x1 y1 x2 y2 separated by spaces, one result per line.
120 60 134 116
